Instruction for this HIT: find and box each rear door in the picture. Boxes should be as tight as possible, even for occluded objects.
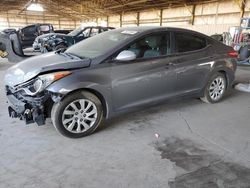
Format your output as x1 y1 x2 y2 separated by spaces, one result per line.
111 32 179 111
172 31 214 95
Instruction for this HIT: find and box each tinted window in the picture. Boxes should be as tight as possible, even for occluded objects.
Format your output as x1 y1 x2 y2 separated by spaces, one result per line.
82 28 91 37
22 26 36 34
126 33 170 58
174 32 207 53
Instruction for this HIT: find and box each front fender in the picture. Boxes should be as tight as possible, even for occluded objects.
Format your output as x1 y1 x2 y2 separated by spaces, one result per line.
46 78 113 118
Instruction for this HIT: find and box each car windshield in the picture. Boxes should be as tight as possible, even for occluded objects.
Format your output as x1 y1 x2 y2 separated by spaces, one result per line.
66 29 138 59
67 27 83 36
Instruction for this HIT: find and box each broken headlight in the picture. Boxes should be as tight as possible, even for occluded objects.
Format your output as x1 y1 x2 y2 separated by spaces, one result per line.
21 71 71 96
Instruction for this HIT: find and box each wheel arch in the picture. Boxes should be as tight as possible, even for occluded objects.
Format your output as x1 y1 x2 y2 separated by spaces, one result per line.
217 70 229 88
208 65 234 89
59 88 109 118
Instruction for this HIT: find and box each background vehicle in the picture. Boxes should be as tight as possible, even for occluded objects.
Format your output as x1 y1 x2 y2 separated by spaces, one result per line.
4 27 237 138
38 26 114 52
33 29 72 51
212 18 250 64
18 23 54 48
2 28 17 36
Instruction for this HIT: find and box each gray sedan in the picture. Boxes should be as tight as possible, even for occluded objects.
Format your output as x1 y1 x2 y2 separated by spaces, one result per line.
4 26 237 138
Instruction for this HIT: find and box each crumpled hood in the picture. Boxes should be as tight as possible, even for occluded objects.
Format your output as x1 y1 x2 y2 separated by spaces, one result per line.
4 52 91 87
35 33 56 41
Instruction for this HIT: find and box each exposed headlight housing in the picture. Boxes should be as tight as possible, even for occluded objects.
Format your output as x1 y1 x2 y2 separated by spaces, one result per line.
21 71 71 96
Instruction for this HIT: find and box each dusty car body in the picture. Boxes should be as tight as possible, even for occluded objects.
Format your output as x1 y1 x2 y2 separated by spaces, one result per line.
4 26 237 138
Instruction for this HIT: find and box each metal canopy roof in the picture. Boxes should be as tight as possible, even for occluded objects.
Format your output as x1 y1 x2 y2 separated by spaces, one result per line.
0 0 220 20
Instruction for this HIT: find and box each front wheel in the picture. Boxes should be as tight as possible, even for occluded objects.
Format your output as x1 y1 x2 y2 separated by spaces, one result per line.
200 72 227 103
51 91 103 138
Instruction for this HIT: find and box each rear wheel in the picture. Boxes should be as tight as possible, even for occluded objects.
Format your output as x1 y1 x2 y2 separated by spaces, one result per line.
200 72 227 103
51 91 103 138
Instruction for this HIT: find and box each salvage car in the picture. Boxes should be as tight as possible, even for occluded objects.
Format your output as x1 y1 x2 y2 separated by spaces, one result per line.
33 29 72 51
5 26 237 138
37 26 114 52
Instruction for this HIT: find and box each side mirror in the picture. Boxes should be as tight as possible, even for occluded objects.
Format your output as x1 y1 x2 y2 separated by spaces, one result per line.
115 50 136 61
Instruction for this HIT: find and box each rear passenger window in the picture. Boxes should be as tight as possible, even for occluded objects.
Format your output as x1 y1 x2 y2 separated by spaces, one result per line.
174 32 207 53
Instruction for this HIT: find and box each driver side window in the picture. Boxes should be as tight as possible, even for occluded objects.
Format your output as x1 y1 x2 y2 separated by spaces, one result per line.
126 33 170 59
82 28 91 37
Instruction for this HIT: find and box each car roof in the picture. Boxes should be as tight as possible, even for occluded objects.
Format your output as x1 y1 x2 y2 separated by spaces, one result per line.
115 26 209 38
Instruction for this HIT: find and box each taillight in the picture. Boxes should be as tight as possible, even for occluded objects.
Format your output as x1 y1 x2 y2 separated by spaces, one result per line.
227 50 238 58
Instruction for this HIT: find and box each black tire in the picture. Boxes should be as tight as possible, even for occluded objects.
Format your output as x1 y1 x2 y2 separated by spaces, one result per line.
200 72 227 104
51 91 103 138
239 46 250 61
54 43 67 51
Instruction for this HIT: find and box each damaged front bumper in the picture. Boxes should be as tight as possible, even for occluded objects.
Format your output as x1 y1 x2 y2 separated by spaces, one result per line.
6 86 52 126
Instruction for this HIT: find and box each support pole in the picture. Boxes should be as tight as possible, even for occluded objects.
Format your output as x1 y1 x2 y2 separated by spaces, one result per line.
6 11 10 27
136 12 140 26
160 9 163 26
191 5 196 25
240 0 245 18
120 13 122 27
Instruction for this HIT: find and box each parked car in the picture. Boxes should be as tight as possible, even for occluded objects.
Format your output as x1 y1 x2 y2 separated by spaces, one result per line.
36 26 114 52
33 29 72 51
17 23 54 48
5 26 237 138
2 28 17 35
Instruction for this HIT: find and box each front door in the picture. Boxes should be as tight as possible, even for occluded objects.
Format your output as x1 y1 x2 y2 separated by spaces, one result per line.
111 32 178 111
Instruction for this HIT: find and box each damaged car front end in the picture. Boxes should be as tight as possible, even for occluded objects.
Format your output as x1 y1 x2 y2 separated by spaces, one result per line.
6 71 71 125
4 51 91 127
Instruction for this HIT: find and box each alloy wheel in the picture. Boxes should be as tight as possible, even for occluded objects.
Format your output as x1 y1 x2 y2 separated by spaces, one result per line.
62 99 98 133
209 76 225 101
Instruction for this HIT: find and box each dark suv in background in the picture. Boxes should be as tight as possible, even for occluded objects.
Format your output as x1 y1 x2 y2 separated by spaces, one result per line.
17 23 54 48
